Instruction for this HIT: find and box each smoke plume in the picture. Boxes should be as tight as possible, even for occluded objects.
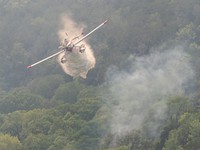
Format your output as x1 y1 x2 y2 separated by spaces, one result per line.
57 14 96 78
105 46 194 137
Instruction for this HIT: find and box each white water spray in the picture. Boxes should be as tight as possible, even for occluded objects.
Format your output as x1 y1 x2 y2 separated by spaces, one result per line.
57 15 96 78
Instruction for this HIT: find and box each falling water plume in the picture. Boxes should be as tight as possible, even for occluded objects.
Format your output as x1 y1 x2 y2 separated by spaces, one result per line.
57 14 96 78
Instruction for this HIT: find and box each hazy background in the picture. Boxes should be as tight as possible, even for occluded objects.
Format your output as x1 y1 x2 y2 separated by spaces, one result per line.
0 0 200 149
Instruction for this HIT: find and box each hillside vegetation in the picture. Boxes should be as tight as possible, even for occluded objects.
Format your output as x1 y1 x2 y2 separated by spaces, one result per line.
0 0 200 149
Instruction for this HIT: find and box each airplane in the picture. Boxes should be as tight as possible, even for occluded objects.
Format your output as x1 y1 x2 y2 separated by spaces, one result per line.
59 32 86 63
27 19 108 69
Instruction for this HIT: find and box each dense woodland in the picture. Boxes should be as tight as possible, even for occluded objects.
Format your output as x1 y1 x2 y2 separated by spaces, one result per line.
0 0 200 149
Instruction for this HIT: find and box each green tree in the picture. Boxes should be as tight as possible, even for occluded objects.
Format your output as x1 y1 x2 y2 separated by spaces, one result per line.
156 96 191 149
19 109 60 139
0 109 64 141
53 81 82 104
23 133 52 150
0 88 45 114
73 87 102 120
0 111 23 137
163 111 200 150
28 74 64 99
73 136 100 150
47 136 68 150
0 134 22 150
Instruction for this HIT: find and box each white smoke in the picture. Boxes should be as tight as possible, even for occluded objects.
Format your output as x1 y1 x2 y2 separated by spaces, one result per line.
57 14 96 78
105 46 194 137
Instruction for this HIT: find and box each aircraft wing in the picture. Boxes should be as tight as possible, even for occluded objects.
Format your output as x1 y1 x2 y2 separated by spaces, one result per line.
27 49 65 68
27 19 108 69
73 20 108 46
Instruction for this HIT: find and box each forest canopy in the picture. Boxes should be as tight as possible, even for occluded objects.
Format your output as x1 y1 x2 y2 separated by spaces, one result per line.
0 0 200 149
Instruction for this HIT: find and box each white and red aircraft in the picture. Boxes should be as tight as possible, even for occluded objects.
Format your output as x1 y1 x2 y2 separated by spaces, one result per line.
27 19 108 69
